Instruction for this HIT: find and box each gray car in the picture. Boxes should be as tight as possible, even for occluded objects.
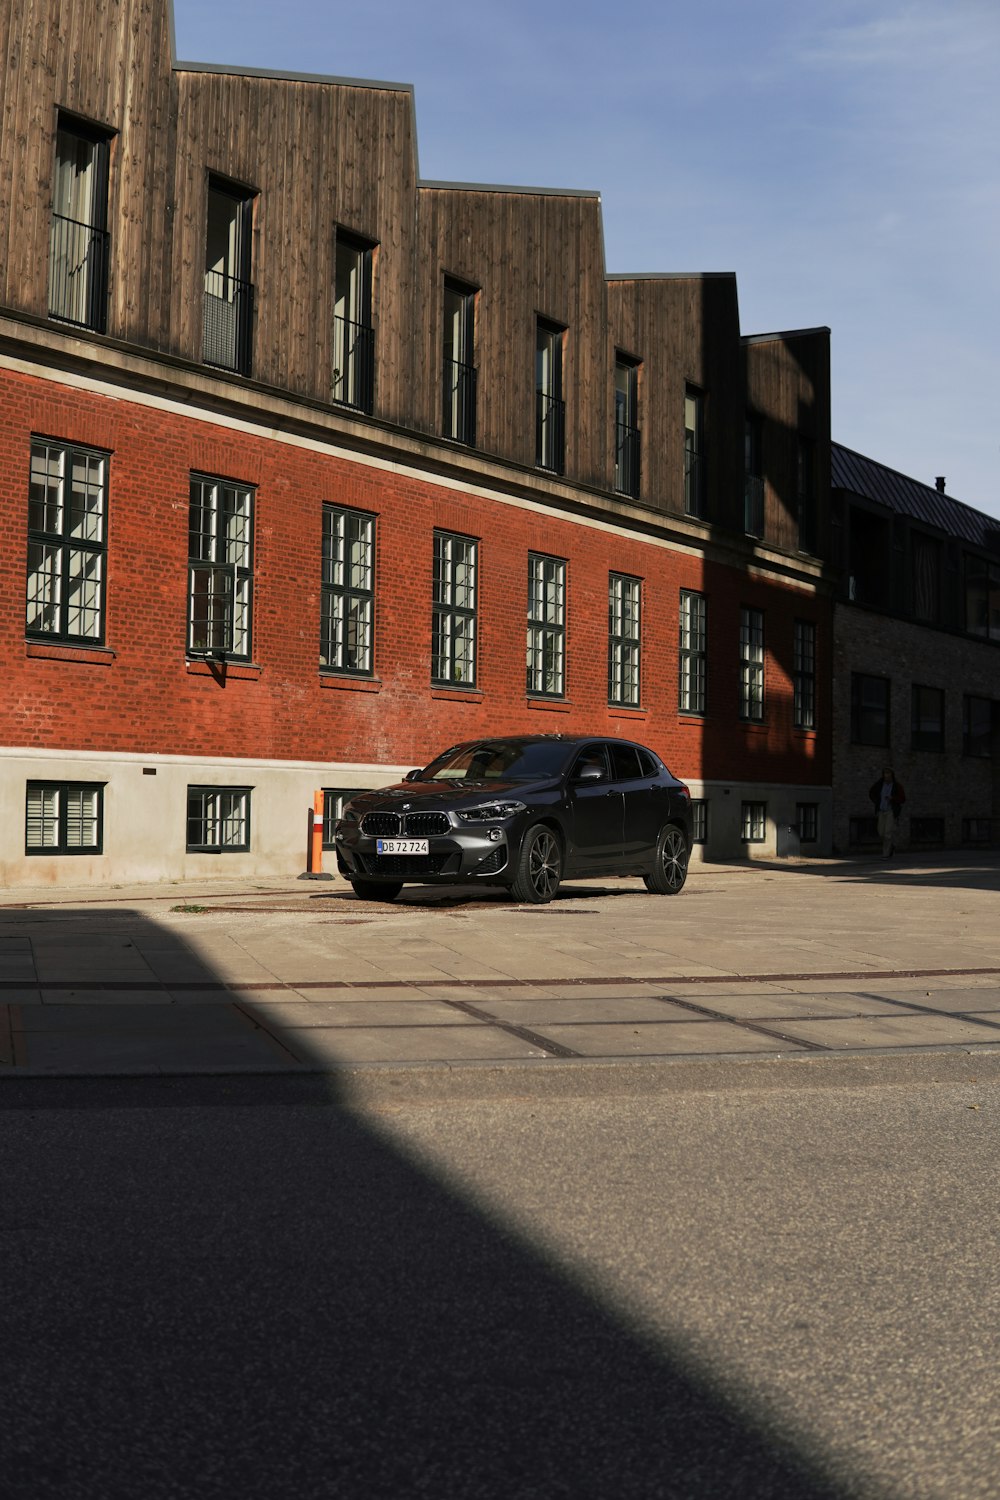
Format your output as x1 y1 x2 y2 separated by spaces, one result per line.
334 734 692 904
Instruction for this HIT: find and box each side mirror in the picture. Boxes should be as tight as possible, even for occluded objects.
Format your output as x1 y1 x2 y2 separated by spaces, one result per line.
574 763 604 783
404 768 423 782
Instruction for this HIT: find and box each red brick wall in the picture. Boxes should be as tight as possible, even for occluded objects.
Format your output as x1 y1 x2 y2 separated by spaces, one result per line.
1 367 831 787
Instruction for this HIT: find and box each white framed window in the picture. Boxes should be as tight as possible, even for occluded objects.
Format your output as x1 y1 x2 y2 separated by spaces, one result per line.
679 590 707 714
321 506 375 675
526 553 566 696
793 620 816 729
608 573 641 707
188 475 254 660
739 606 764 722
432 531 477 686
741 801 766 842
27 439 108 644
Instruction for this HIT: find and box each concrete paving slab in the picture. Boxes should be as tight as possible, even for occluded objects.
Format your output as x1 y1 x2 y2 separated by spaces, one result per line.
774 1014 1000 1050
526 1020 809 1057
242 999 480 1028
674 992 917 1020
292 1025 547 1064
466 996 695 1025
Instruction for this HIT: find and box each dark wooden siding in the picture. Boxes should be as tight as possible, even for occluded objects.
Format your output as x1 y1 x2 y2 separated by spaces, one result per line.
744 330 831 553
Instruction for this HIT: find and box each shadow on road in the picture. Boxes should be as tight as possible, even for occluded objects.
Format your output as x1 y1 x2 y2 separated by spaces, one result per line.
1 908 858 1498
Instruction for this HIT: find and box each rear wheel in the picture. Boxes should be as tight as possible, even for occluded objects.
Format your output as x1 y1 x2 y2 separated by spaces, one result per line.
350 879 403 902
643 824 689 895
510 825 562 904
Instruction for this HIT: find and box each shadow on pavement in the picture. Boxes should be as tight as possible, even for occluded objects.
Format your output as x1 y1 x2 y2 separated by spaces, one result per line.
1 909 856 1498
718 851 1000 895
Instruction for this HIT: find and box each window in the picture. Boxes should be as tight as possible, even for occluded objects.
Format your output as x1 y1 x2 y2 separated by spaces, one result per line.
443 279 476 444
203 178 255 375
321 506 374 675
964 555 1000 640
432 531 477 686
911 816 944 846
679 590 707 714
793 620 817 730
744 415 764 537
333 232 375 412
741 801 766 842
26 439 108 644
188 475 254 660
535 320 565 473
797 437 816 553
608 573 641 707
850 672 890 746
849 816 879 848
49 116 111 332
683 386 704 517
963 696 993 758
797 803 818 843
614 357 640 498
187 792 251 852
690 799 708 845
739 606 764 722
963 817 992 845
911 533 942 624
26 781 103 854
911 685 945 752
322 787 368 850
526 554 566 697
186 787 251 852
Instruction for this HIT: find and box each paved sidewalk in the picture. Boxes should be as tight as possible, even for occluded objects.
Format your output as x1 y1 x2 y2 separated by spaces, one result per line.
2 852 1000 1086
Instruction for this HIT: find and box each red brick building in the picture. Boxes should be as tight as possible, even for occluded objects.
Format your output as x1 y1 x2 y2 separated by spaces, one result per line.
0 0 833 887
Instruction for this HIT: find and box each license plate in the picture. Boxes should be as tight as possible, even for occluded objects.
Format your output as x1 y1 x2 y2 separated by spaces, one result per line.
376 838 429 855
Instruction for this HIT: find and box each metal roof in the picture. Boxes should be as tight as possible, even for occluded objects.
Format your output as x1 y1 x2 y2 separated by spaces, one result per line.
831 443 1000 552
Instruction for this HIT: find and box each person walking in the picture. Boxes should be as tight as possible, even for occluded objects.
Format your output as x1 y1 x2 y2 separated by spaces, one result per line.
869 766 906 857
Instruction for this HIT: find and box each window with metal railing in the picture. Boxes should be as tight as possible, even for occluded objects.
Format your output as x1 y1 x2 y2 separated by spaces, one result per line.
443 279 477 444
684 387 705 517
203 179 255 375
332 233 375 413
49 118 111 332
536 320 566 474
744 415 764 536
614 357 641 498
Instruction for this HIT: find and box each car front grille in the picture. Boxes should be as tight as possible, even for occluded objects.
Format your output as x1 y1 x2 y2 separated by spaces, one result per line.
356 852 455 877
359 811 451 837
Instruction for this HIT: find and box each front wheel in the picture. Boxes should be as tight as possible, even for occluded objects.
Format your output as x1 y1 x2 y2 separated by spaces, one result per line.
643 824 689 895
510 825 562 904
350 879 403 902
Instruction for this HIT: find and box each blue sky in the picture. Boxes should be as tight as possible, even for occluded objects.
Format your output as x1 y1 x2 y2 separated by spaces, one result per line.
172 0 1000 518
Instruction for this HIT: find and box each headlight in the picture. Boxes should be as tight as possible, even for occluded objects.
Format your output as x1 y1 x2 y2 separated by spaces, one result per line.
455 801 527 823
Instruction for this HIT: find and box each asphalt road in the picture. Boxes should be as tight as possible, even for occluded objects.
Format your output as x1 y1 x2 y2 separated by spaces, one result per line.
3 1067 997 1499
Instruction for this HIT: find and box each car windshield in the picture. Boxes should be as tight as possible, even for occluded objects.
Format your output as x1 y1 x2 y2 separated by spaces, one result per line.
419 739 572 782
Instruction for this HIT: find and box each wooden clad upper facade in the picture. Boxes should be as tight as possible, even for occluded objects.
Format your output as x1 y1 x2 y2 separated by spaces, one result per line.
0 0 830 557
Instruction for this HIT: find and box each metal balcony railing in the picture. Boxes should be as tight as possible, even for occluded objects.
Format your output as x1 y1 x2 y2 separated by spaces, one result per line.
615 420 641 498
203 269 254 375
684 450 704 516
744 473 765 537
535 392 565 474
49 213 110 332
332 316 375 414
442 358 477 445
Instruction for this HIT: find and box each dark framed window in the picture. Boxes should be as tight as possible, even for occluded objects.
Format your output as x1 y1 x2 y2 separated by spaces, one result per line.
49 115 111 332
793 620 817 730
797 802 818 843
26 438 108 644
203 177 255 375
684 386 705 517
526 554 566 697
964 555 1000 641
911 533 942 624
963 695 993 758
850 673 890 747
849 815 879 847
911 684 945 752
744 415 764 537
739 606 764 722
963 817 992 845
26 781 103 854
690 799 708 844
741 801 766 843
186 786 251 852
443 278 477 444
608 573 641 707
536 320 565 473
188 475 254 660
322 786 369 850
679 590 707 714
797 436 816 553
333 231 375 413
614 356 641 498
321 506 375 675
432 531 477 686
910 817 944 846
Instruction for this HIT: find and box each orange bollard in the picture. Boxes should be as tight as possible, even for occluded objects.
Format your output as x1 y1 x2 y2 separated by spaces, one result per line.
310 789 324 874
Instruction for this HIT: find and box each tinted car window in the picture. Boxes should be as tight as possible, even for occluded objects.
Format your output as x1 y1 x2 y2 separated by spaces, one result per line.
420 739 571 782
608 742 642 780
636 747 659 778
